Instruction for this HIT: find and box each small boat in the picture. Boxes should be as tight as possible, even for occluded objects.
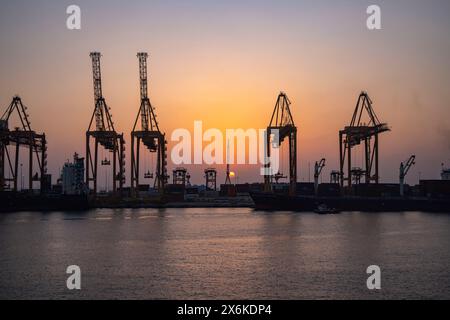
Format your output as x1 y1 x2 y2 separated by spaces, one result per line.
314 203 340 214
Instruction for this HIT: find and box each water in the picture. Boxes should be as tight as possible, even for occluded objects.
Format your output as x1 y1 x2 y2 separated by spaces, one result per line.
0 208 449 300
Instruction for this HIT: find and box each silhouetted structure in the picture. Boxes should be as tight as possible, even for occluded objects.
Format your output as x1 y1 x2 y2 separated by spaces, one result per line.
224 139 232 185
339 92 390 188
186 172 191 187
225 164 232 185
441 164 450 180
400 155 415 196
0 96 47 192
265 92 297 195
86 52 125 194
173 167 188 186
273 172 287 184
330 170 341 184
131 52 167 195
314 158 326 196
62 153 87 195
351 167 365 185
204 168 217 191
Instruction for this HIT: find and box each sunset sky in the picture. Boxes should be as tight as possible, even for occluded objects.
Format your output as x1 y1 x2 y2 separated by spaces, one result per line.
1 0 450 187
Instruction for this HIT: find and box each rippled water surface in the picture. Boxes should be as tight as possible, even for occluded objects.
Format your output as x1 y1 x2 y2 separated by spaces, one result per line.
0 208 449 299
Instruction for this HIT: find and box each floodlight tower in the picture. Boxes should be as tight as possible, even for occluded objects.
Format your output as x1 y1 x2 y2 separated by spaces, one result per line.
86 52 125 194
130 52 167 195
225 140 232 185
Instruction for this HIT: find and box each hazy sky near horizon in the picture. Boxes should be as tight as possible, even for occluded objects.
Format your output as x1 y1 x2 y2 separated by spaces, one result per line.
1 0 450 186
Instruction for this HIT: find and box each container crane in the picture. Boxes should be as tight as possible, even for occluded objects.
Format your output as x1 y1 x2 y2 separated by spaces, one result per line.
339 91 390 189
0 96 47 192
264 92 297 196
131 52 168 195
400 155 415 197
314 158 326 196
86 52 125 194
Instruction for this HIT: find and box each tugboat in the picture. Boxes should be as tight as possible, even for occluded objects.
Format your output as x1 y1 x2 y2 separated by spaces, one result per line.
314 203 340 215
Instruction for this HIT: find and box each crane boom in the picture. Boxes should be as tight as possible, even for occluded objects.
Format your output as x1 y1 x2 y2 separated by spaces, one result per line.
89 52 115 132
90 52 103 102
314 158 326 196
138 52 149 131
314 158 326 178
402 155 416 177
400 155 416 197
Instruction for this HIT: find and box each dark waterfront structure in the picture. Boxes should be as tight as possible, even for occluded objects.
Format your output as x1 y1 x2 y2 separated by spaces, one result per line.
172 167 189 186
339 92 390 189
0 192 88 212
130 52 168 196
264 92 297 196
204 168 217 191
0 96 47 193
250 191 450 212
1 58 449 214
86 52 126 194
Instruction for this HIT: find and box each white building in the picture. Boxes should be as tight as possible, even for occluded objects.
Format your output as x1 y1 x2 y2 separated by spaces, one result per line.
62 153 87 195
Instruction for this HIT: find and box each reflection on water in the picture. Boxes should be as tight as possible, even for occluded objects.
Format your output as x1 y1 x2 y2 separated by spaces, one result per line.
0 208 449 299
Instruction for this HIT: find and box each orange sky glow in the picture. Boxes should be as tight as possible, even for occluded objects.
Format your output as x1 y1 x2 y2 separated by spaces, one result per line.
1 0 450 187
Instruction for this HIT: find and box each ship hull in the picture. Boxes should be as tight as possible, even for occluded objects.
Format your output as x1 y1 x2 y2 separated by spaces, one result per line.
0 192 89 213
250 192 450 213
